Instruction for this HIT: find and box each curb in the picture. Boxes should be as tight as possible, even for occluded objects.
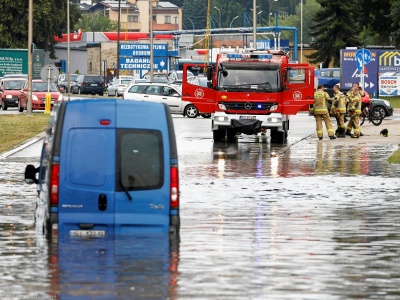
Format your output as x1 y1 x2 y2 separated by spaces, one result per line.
0 131 46 159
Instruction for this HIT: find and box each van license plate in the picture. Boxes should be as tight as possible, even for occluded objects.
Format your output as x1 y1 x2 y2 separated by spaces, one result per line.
239 116 256 120
91 84 98 86
70 230 105 237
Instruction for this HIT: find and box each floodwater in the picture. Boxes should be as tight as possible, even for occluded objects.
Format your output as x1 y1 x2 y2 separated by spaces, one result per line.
1 114 400 299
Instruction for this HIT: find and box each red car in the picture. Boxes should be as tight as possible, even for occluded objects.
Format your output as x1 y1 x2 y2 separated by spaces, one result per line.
0 78 27 110
19 80 64 112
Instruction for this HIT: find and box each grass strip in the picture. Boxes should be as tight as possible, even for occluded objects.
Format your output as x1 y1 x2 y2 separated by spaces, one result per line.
0 113 50 153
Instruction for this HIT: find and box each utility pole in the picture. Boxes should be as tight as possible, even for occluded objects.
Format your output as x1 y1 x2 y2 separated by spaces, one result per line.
116 0 121 78
27 0 33 114
253 0 257 50
149 0 154 81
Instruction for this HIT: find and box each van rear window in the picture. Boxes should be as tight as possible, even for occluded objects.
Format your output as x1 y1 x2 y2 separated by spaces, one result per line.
117 129 164 191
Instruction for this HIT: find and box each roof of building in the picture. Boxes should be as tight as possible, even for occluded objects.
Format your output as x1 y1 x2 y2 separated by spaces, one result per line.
76 3 92 12
92 1 138 12
157 2 178 9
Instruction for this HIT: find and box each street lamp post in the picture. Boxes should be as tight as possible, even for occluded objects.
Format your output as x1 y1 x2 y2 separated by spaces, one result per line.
252 0 256 50
187 17 195 30
213 6 221 28
269 0 278 23
300 0 303 62
116 0 121 78
230 15 239 28
149 0 154 81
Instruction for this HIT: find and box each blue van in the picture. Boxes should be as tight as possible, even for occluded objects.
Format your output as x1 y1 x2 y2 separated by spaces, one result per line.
25 99 180 241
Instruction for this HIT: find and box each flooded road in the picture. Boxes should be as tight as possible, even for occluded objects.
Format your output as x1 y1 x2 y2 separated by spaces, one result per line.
1 112 400 299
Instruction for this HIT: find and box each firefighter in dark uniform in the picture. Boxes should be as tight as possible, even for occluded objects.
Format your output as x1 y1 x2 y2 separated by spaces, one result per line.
331 84 347 138
345 84 362 138
312 84 336 140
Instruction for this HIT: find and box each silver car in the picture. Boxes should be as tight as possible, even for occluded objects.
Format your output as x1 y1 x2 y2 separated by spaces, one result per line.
107 78 134 97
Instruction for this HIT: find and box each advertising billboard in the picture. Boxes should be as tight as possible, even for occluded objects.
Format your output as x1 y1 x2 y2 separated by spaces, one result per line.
0 48 44 79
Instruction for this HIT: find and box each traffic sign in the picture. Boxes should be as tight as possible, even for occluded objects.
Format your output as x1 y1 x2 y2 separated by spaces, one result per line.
356 48 372 70
40 64 58 83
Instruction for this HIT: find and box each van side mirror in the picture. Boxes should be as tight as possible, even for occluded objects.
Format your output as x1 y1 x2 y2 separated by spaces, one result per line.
24 164 39 184
206 66 213 81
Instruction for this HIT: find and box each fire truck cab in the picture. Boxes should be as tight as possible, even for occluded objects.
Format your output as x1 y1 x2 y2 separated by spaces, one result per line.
181 49 315 143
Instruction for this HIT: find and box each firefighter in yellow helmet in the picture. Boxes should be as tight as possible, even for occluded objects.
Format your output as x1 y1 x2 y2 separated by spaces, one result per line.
312 84 336 140
331 84 347 138
345 84 362 138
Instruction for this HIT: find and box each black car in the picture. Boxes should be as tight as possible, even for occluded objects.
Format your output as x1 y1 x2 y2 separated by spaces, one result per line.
71 74 104 96
370 98 394 118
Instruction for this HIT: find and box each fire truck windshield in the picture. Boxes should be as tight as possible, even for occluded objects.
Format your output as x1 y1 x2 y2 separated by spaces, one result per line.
218 66 280 92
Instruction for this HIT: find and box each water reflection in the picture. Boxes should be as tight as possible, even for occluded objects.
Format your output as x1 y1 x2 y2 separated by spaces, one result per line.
49 235 179 299
203 138 400 179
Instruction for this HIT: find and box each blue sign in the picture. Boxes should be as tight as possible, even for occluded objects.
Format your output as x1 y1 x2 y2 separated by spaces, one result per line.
119 44 168 57
356 48 372 71
341 49 378 96
119 57 167 71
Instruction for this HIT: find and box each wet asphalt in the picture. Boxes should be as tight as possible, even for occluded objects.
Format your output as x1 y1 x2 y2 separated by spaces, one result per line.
1 108 400 299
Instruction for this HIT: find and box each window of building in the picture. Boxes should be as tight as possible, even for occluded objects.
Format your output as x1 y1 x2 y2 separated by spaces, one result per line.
128 15 138 23
164 15 171 24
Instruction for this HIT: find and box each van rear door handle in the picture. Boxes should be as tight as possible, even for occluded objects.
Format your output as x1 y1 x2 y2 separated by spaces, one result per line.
98 194 107 211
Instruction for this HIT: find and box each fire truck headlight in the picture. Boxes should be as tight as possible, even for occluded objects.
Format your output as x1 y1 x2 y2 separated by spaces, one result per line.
215 116 228 122
218 103 227 110
267 117 281 123
270 105 278 111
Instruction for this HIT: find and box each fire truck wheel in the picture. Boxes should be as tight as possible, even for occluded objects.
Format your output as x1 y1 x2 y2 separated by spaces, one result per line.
226 129 236 142
185 104 199 118
213 129 225 142
270 129 286 143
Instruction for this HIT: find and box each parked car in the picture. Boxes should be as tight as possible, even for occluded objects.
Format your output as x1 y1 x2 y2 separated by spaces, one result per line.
19 80 64 112
0 77 27 110
122 82 209 118
57 73 79 93
24 99 180 241
187 76 208 87
142 72 169 83
315 68 340 88
2 74 28 79
370 98 393 118
168 70 194 83
107 78 133 96
71 74 104 95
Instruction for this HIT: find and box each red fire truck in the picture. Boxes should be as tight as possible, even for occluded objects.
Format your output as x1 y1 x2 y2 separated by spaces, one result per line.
181 49 316 143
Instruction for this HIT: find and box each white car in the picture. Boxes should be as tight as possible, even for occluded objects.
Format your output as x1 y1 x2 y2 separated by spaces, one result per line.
107 78 133 96
122 82 209 118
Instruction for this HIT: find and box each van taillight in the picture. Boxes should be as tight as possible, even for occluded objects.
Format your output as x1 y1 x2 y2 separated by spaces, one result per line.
82 81 86 86
170 166 179 208
50 163 60 205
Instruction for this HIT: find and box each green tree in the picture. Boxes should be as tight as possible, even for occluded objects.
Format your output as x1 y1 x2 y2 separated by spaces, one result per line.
390 0 400 47
357 0 392 46
278 0 321 46
0 0 80 59
74 12 118 32
307 0 359 67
